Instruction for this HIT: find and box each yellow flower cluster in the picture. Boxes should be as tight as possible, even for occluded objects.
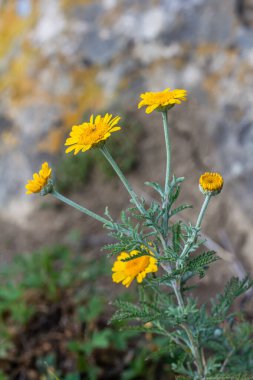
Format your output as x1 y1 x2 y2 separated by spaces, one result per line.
25 87 224 287
138 88 187 114
112 249 158 288
25 162 52 194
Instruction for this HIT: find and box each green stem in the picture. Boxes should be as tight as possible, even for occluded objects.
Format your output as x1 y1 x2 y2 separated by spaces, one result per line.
180 194 211 260
162 110 171 197
161 111 172 236
196 194 211 229
220 348 235 373
160 223 207 377
155 321 188 351
100 146 144 214
173 280 206 379
173 196 212 376
52 190 110 226
184 325 206 379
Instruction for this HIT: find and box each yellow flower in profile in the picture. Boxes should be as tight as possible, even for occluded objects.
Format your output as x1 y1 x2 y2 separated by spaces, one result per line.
138 88 187 114
25 162 52 194
199 172 223 196
65 113 121 155
112 248 158 288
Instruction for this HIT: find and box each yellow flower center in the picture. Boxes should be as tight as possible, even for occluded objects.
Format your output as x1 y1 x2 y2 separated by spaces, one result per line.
78 122 105 145
152 92 174 103
125 256 150 277
65 114 121 155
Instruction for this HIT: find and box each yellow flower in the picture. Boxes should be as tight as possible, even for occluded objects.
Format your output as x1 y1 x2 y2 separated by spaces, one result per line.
25 162 52 194
138 88 187 114
112 248 158 288
65 113 121 155
199 172 223 195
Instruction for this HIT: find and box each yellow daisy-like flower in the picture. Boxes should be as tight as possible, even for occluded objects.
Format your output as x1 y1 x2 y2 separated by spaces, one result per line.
199 172 223 196
65 113 121 155
138 88 187 114
25 162 52 194
112 248 158 288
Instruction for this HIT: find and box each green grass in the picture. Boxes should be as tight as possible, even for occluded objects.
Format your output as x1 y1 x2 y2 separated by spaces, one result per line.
0 245 174 379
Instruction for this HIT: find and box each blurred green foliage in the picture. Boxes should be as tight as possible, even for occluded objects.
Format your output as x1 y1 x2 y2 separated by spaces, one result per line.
0 245 174 380
56 113 143 192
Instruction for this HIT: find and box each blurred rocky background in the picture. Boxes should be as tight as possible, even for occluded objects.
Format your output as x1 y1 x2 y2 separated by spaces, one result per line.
1 0 253 281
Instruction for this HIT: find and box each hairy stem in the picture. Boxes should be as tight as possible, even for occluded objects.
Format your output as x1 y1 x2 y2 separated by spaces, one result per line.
52 190 111 226
161 111 171 236
100 146 145 214
220 348 235 373
196 194 211 229
156 321 187 350
160 235 206 378
180 194 211 260
171 196 212 377
173 280 206 379
170 196 212 377
162 110 171 197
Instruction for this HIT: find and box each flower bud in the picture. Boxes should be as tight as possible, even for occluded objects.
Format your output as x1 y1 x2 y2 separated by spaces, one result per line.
199 172 223 196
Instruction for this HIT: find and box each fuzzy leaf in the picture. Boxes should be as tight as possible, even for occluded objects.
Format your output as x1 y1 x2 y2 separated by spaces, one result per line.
170 204 193 217
169 185 181 204
159 246 179 262
145 181 164 197
186 251 220 278
212 277 253 319
172 222 182 254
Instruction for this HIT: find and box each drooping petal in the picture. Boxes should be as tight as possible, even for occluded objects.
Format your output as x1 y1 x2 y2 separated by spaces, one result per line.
25 162 52 195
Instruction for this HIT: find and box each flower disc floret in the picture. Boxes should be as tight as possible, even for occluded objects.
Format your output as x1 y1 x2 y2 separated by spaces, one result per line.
138 88 187 114
199 172 223 196
26 162 52 194
112 248 158 288
65 113 121 155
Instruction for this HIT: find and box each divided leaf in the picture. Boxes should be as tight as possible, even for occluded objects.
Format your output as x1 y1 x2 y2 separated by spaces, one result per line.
186 251 220 278
144 181 164 197
170 204 192 217
212 277 253 319
172 222 182 254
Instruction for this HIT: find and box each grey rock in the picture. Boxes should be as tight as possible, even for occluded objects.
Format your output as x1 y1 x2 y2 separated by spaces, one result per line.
14 103 62 139
70 2 103 22
1 0 253 223
160 0 236 46
0 115 14 132
76 30 128 65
